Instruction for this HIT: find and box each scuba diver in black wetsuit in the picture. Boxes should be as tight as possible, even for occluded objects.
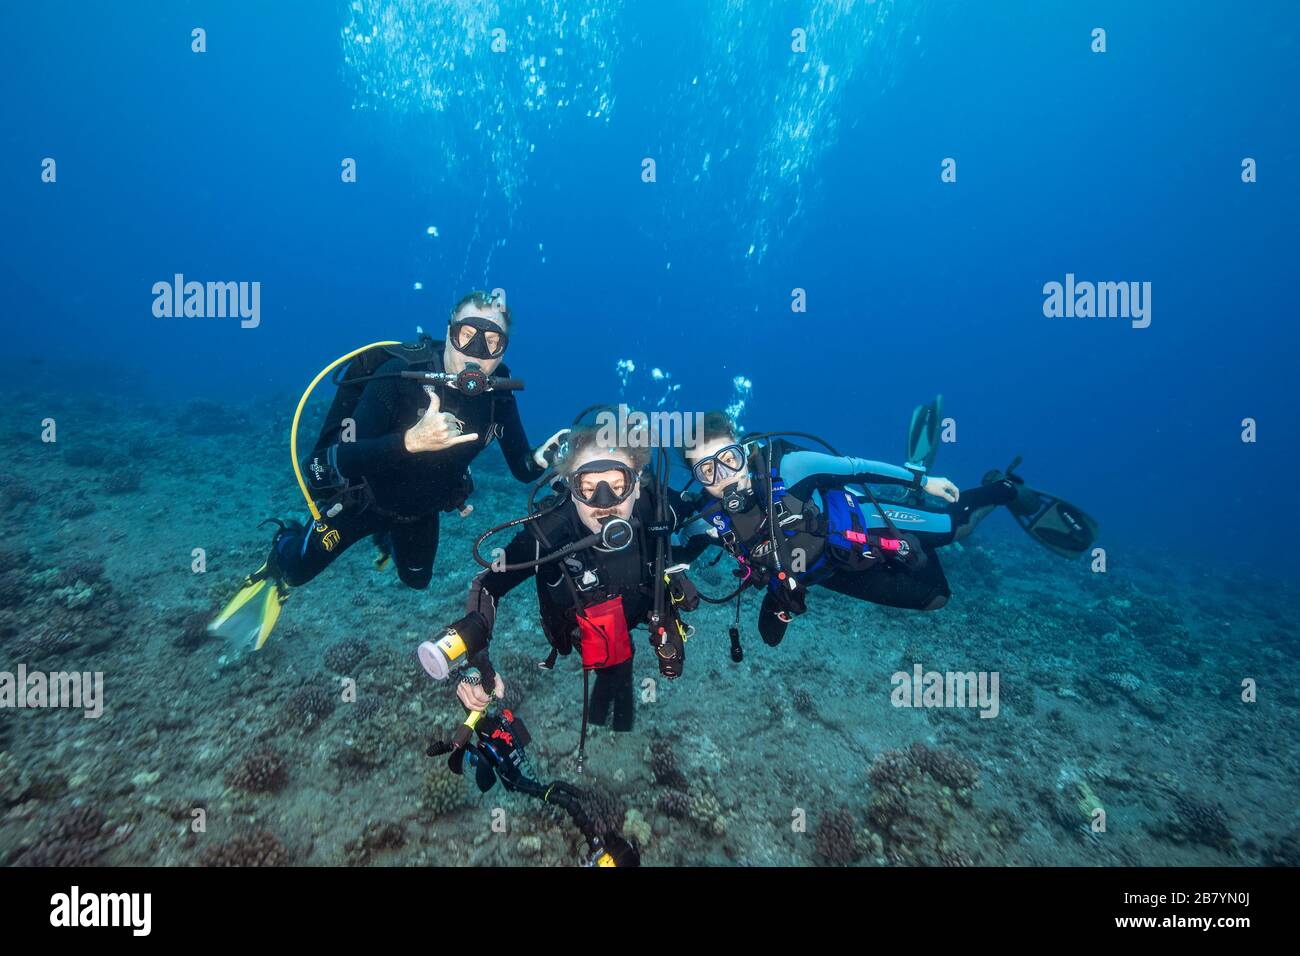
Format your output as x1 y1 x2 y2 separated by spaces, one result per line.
208 291 567 650
416 411 700 769
676 409 1098 647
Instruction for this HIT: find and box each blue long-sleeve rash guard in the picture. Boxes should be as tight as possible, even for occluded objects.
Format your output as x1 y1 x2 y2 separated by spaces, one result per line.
674 448 922 547
779 450 917 498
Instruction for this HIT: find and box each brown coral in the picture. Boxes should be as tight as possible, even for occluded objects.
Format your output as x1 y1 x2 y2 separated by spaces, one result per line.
198 829 290 866
655 789 690 819
864 742 987 866
649 738 687 790
908 742 979 791
44 804 107 842
814 806 860 866
225 746 289 793
285 685 337 729
421 765 468 816
14 840 103 867
324 637 369 674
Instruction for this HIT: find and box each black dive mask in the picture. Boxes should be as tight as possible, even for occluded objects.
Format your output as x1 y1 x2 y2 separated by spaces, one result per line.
568 460 638 508
449 316 508 360
586 482 626 508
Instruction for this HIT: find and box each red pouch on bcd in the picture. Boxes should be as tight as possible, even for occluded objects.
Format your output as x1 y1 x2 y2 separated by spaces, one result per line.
576 595 633 670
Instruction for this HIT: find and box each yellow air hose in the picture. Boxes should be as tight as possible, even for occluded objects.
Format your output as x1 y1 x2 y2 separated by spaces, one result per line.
290 341 401 522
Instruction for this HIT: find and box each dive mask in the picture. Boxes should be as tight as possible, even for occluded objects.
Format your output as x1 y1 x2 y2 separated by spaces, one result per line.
691 442 747 487
568 459 638 508
450 315 508 360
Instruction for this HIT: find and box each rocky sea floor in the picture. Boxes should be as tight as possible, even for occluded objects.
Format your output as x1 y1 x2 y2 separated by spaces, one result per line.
2 388 1298 867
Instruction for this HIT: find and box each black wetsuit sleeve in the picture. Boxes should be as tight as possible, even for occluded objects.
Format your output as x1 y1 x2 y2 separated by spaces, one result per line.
468 525 543 611
332 361 412 478
495 392 545 483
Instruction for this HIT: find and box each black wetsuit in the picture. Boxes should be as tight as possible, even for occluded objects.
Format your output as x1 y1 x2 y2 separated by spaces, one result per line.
274 349 543 590
466 486 689 732
676 444 1015 645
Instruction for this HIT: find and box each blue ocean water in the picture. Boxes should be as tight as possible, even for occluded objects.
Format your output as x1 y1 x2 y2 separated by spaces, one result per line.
2 1 1299 870
6 0 1297 566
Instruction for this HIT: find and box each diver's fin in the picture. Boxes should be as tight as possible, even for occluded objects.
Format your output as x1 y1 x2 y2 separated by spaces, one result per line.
988 458 1098 559
373 532 393 572
208 563 290 650
906 394 943 470
252 580 288 650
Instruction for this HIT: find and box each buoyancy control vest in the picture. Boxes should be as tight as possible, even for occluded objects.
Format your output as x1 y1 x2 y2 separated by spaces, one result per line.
304 335 504 518
531 491 666 669
705 439 903 596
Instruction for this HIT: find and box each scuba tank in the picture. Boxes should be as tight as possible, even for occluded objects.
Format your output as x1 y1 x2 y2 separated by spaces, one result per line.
289 331 525 537
681 431 927 633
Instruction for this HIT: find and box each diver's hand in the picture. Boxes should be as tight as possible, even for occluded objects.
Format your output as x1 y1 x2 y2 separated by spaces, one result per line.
924 476 959 502
456 672 505 712
533 428 570 469
405 389 480 453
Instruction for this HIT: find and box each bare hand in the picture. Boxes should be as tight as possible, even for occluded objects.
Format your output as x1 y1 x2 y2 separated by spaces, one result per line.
404 388 480 453
456 672 506 712
924 476 959 502
533 428 570 469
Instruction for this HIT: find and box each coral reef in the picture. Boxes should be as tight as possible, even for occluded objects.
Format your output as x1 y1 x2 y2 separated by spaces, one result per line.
13 839 104 867
814 806 860 866
655 788 690 819
0 554 130 660
576 786 626 839
0 391 1294 868
421 765 469 817
649 737 687 790
45 804 107 842
906 741 979 791
198 829 291 866
9 803 112 867
343 820 406 865
791 688 817 717
0 474 41 513
225 746 289 794
351 696 384 722
102 468 142 495
1157 794 1234 850
172 609 214 649
686 785 726 837
864 743 986 866
324 637 370 674
284 684 338 729
0 751 30 805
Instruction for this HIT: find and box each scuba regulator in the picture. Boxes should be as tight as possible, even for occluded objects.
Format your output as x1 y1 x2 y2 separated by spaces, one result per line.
288 332 525 536
399 365 522 397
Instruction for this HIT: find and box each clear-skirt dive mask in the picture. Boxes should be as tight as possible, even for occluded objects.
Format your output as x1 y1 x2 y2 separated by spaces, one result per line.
691 442 747 487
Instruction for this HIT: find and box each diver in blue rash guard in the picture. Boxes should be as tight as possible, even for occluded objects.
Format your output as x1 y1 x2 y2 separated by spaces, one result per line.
675 410 1030 647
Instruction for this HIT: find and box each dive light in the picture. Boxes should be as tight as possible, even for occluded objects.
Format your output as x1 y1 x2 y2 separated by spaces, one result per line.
418 611 491 681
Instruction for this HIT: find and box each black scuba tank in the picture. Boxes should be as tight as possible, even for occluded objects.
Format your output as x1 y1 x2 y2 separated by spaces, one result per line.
311 337 440 456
